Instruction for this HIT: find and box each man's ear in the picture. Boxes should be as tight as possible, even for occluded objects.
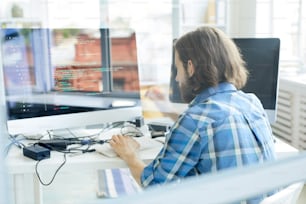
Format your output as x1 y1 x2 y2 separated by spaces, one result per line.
187 60 195 77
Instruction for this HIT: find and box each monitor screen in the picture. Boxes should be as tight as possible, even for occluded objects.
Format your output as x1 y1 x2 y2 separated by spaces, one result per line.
0 28 142 135
169 38 280 123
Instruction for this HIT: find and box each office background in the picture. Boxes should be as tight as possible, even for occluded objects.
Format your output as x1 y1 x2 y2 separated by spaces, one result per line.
1 0 306 137
1 0 306 203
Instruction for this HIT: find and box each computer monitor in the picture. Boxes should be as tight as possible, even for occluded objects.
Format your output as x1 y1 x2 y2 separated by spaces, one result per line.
169 38 280 123
0 28 142 136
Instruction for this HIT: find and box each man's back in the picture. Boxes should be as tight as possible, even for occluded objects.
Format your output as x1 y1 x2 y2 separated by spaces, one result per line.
173 82 276 174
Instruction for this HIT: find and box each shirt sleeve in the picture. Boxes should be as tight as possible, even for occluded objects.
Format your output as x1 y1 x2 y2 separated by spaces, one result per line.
141 113 202 187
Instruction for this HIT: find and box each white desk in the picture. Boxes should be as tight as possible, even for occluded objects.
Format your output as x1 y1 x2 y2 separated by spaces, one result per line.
5 135 298 204
6 138 162 204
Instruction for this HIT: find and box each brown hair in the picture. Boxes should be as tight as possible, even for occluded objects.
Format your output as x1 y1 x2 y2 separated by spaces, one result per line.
174 26 248 93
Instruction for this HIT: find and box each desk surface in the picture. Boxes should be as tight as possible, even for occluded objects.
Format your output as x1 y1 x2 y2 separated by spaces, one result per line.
5 133 163 204
6 135 298 174
5 135 299 204
6 140 162 175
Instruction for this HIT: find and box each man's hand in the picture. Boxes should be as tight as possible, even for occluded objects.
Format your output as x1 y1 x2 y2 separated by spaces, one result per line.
109 135 140 162
109 135 146 186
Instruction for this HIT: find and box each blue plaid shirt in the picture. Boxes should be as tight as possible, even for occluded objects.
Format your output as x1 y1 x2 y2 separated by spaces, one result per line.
141 82 276 191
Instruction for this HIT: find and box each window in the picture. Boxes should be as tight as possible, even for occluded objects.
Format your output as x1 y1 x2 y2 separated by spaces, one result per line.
103 0 173 85
256 0 306 73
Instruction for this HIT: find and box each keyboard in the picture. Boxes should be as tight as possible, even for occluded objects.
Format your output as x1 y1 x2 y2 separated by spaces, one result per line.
94 136 163 157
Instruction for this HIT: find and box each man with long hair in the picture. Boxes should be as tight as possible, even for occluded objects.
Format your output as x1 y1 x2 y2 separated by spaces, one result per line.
110 26 276 203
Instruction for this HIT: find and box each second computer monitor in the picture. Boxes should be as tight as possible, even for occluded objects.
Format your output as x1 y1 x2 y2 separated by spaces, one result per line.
1 28 142 135
169 38 280 123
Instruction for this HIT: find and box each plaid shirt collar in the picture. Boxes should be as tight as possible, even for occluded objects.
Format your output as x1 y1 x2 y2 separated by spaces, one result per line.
189 82 237 107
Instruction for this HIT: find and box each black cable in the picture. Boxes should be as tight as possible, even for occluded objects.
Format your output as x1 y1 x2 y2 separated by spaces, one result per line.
30 121 132 186
35 153 67 186
67 143 91 153
33 142 99 186
46 130 53 139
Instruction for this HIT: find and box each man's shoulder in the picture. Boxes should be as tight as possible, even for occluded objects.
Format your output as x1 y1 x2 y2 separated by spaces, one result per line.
182 100 232 124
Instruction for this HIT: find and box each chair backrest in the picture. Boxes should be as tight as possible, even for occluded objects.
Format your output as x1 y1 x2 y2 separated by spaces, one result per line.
260 182 304 204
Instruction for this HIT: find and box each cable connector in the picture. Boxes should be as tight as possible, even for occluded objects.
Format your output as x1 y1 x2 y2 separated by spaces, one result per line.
128 116 144 127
